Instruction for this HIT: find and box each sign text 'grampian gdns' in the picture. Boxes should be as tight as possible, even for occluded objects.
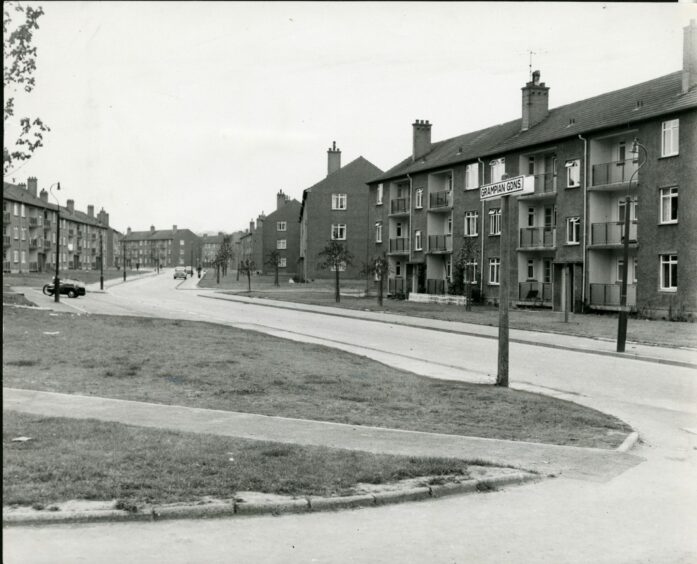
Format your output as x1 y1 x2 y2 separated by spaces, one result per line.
480 175 534 201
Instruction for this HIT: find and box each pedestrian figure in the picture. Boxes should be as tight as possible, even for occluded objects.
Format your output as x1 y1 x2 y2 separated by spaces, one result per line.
197 265 202 278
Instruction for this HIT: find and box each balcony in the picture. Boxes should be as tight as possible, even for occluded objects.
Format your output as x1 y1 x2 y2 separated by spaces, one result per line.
43 219 52 229
44 240 52 250
428 190 452 211
427 234 452 254
426 278 446 295
388 278 407 296
519 227 556 249
29 217 42 227
389 237 410 254
3 235 10 247
518 281 552 303
390 198 409 216
29 238 40 249
590 283 636 309
3 212 11 224
591 159 638 187
29 261 39 272
519 172 556 199
590 221 637 246
68 229 75 237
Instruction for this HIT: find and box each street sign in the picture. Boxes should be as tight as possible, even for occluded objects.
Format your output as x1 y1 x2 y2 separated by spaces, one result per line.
480 175 534 201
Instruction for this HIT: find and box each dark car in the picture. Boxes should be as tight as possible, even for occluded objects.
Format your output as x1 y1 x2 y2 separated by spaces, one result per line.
42 279 86 298
173 267 187 280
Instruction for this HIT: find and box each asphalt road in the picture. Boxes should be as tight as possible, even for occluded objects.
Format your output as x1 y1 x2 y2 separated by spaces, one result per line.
5 270 697 563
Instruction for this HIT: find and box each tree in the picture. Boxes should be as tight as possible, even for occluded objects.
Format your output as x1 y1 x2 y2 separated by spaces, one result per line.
362 254 390 306
451 238 480 312
317 240 353 303
266 250 282 287
238 258 255 292
4 2 50 175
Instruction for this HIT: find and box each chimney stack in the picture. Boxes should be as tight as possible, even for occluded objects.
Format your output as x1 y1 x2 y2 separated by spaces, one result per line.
27 177 38 197
172 225 177 233
683 19 697 93
327 141 341 176
412 120 432 161
66 199 75 213
127 227 132 235
150 225 155 233
88 205 94 217
277 189 289 210
521 70 550 131
39 189 48 203
98 208 109 227
249 219 255 233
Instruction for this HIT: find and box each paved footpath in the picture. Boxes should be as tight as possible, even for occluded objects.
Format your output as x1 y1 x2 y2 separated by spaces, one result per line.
3 387 642 482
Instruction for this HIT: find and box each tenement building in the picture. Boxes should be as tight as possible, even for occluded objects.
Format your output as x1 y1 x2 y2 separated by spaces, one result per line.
3 178 116 273
261 190 302 278
121 225 201 269
368 20 697 317
299 142 383 281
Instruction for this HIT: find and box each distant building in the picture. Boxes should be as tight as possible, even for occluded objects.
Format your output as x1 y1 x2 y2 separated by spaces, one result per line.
299 142 383 280
239 214 265 271
3 178 116 273
121 225 201 269
261 190 301 277
201 232 227 267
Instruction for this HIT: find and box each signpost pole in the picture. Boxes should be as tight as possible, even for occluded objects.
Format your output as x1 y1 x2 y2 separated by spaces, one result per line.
497 194 509 387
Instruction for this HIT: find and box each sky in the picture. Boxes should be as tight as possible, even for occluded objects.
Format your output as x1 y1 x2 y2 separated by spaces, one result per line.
4 1 696 234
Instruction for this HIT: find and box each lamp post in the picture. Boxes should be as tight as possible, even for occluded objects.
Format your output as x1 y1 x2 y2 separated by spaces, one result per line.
49 183 61 302
99 231 104 290
617 138 647 352
122 238 127 281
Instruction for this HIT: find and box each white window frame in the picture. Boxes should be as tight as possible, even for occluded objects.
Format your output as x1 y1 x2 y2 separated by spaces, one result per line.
618 198 638 223
13 227 19 240
13 250 19 263
527 259 534 280
276 239 287 250
464 211 478 237
465 163 479 190
21 204 26 218
375 222 382 243
566 217 581 245
659 187 678 224
488 258 500 285
331 193 347 210
464 261 478 284
331 224 347 240
414 230 422 251
488 208 501 236
330 261 347 272
566 159 580 188
661 119 679 157
13 203 19 216
415 188 423 209
527 207 535 227
659 254 677 291
277 221 287 232
279 257 287 268
376 184 383 205
490 158 505 183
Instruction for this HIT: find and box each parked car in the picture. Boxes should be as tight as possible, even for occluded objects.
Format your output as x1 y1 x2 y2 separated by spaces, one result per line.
185 265 193 276
173 267 187 280
42 279 86 298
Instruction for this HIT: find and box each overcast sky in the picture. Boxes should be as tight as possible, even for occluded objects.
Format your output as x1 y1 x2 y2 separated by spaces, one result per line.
5 2 695 234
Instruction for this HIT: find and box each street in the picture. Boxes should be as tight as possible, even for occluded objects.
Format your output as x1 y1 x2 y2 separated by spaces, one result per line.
4 271 697 563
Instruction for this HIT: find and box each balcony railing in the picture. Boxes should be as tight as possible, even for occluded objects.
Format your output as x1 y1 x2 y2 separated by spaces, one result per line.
44 240 52 249
591 159 639 186
590 283 636 307
427 234 452 253
519 227 556 249
68 230 75 237
388 278 407 296
29 238 40 249
591 221 637 246
426 278 446 295
43 219 52 229
531 172 557 195
390 198 409 215
518 281 552 302
389 237 410 253
29 217 42 227
428 190 452 210
3 235 10 247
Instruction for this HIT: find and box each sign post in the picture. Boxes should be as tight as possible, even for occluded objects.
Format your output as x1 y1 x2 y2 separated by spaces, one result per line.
480 174 534 387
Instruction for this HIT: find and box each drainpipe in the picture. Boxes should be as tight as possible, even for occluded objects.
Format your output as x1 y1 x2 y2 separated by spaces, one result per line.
406 174 413 292
578 134 588 308
478 158 485 296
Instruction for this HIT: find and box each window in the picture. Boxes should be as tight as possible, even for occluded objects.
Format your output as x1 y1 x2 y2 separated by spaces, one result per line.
331 193 347 210
490 158 505 183
446 259 452 281
465 163 479 190
566 160 580 188
13 227 18 240
277 239 287 249
618 141 626 164
21 204 25 218
277 221 287 232
527 207 535 227
527 259 534 280
659 187 678 224
179 240 185 246
415 189 423 209
377 184 383 205
659 254 677 291
543 259 552 284
464 261 478 284
616 259 637 284
489 208 501 235
414 230 422 251
13 203 19 216
375 222 382 243
566 217 581 244
618 198 638 223
279 258 287 268
661 119 679 157
13 250 19 263
395 222 403 238
464 211 478 236
20 251 26 263
488 258 500 285
331 224 346 240
447 216 453 235
528 157 535 175
395 261 402 276
21 228 26 241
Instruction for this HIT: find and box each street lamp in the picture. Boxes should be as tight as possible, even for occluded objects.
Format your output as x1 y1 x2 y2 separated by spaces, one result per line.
617 138 647 352
122 238 127 282
99 231 104 290
49 182 61 302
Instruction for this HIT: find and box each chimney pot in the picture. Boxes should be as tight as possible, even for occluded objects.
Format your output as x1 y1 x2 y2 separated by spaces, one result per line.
39 189 48 202
27 177 38 197
521 70 550 131
327 141 341 176
88 205 94 217
66 199 75 213
151 225 155 232
412 119 432 161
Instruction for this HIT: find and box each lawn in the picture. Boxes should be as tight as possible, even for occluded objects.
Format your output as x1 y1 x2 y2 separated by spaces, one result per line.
2 307 631 449
3 412 481 507
3 268 146 289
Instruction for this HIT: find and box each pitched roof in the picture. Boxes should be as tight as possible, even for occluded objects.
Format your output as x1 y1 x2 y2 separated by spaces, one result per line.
372 71 697 183
123 228 199 242
264 198 301 221
299 156 383 221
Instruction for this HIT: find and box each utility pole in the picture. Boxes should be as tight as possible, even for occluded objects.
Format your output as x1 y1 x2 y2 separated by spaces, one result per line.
122 239 127 281
497 194 510 387
49 183 61 302
99 231 104 290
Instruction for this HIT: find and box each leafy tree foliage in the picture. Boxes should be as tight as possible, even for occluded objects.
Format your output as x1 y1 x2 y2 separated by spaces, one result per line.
213 235 234 278
238 258 256 292
317 240 353 303
4 2 50 174
362 254 390 306
451 237 480 311
266 250 282 287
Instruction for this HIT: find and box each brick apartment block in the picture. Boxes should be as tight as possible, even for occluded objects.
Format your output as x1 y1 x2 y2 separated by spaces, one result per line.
368 20 697 317
121 225 201 269
261 190 302 277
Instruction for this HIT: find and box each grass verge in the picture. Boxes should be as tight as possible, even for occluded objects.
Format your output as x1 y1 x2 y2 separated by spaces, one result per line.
3 307 631 449
3 412 481 507
3 269 145 289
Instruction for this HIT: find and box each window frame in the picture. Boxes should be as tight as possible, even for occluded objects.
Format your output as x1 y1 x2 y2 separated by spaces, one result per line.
659 187 678 224
488 257 501 285
276 239 287 250
376 184 383 205
464 211 478 237
490 158 505 183
566 159 580 188
415 188 423 209
488 208 501 236
331 193 347 210
331 224 347 241
465 163 479 190
276 221 287 232
414 230 422 251
375 221 382 243
659 254 677 291
566 216 581 245
661 119 679 157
